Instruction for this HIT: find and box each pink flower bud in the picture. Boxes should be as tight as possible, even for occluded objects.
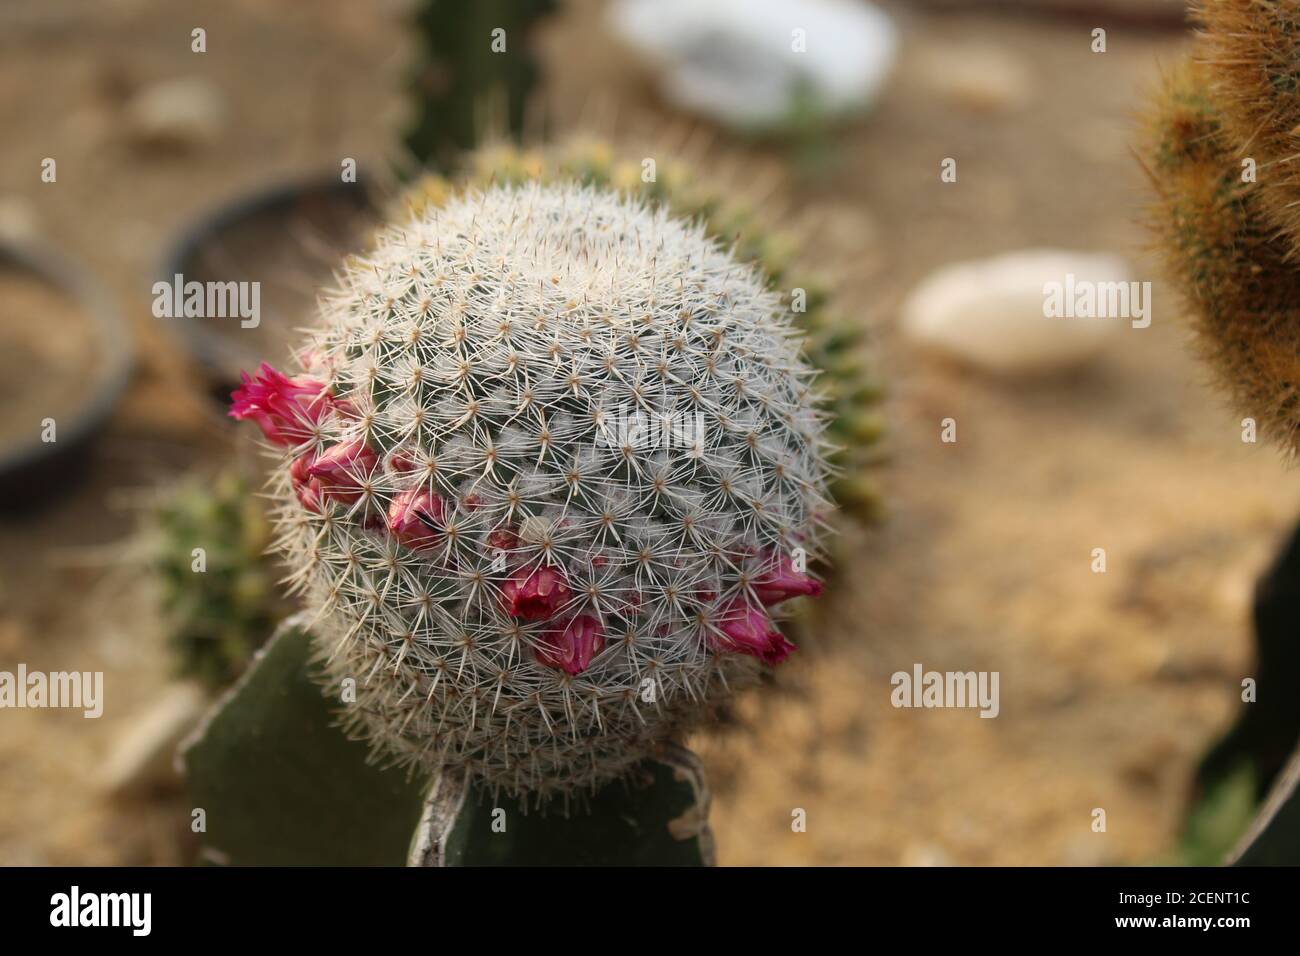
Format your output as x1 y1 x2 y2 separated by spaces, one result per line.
305 439 378 505
626 590 644 615
385 449 419 474
501 565 571 621
229 362 336 446
752 550 822 606
714 598 795 666
536 614 606 675
295 347 335 376
289 451 323 512
387 487 445 550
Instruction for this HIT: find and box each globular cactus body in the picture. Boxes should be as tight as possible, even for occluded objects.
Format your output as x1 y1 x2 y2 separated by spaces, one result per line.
233 181 831 803
403 138 885 518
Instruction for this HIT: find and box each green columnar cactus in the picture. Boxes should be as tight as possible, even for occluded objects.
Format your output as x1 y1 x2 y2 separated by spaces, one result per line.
403 0 557 170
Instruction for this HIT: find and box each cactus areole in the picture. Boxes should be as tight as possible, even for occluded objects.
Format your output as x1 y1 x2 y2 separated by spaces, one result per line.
231 182 832 801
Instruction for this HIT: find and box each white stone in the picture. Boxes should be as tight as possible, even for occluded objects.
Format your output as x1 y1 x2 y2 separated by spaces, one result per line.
609 0 897 129
99 681 207 798
900 249 1131 374
125 77 227 150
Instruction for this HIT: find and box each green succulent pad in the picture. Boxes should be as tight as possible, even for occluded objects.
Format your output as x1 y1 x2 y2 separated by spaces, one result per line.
179 615 429 865
181 616 714 866
410 744 714 867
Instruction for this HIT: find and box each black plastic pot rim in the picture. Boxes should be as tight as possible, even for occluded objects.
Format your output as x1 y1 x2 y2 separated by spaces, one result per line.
0 238 134 483
155 173 375 390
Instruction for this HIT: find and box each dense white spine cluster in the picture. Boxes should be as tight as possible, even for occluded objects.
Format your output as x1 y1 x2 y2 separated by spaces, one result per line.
265 182 832 801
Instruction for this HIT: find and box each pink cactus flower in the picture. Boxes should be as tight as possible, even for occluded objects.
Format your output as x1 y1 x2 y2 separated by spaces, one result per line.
305 439 378 506
387 487 445 550
536 614 606 675
229 362 337 446
714 598 795 666
501 565 571 621
289 451 323 512
752 550 822 606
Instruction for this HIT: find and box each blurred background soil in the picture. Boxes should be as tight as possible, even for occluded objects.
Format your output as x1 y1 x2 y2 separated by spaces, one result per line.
2 0 1296 865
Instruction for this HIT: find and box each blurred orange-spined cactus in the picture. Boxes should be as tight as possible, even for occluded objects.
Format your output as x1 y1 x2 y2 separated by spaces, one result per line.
1143 10 1300 456
1196 0 1300 256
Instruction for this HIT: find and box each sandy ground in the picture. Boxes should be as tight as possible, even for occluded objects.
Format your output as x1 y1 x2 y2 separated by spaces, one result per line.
0 0 406 865
1 0 1297 866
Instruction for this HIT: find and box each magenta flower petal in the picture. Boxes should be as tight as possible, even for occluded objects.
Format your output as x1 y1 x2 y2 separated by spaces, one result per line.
752 549 823 606
305 439 378 505
501 566 571 621
229 362 336 447
536 614 606 675
714 597 795 666
289 451 323 512
387 487 445 550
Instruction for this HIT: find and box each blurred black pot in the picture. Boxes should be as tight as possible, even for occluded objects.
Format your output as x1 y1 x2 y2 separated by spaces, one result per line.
156 176 376 411
0 240 133 509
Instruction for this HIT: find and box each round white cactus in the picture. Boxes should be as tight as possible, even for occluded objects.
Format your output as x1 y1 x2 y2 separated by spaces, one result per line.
232 181 832 802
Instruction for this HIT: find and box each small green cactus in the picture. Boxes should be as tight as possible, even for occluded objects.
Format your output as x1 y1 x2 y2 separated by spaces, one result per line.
153 470 286 689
